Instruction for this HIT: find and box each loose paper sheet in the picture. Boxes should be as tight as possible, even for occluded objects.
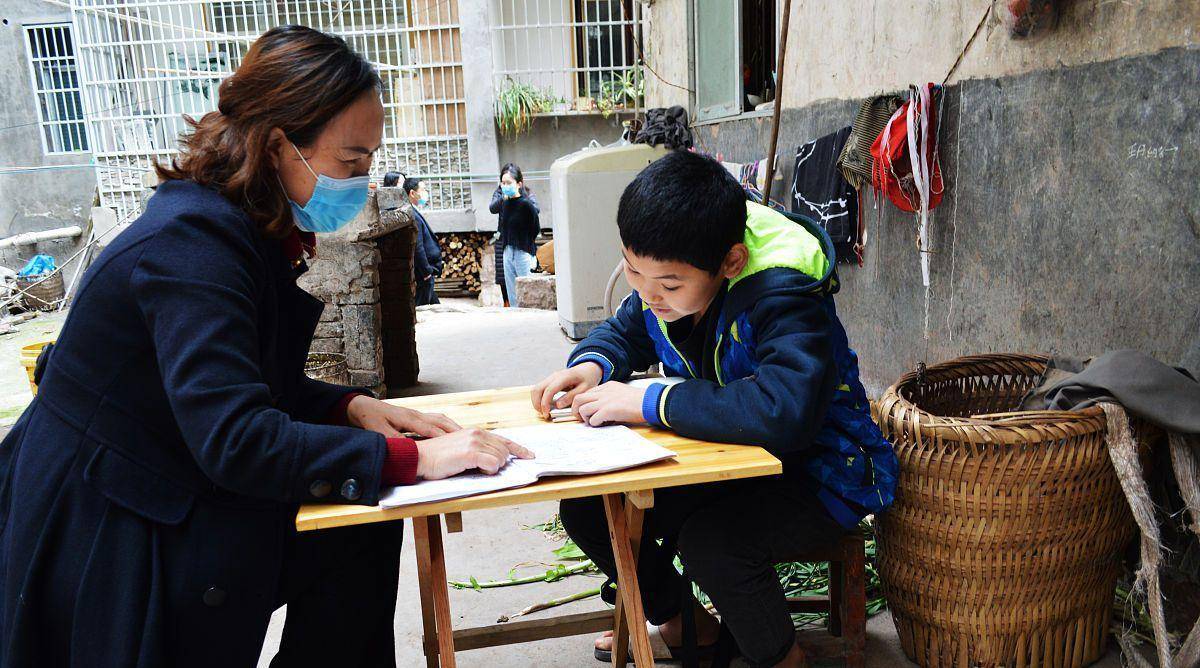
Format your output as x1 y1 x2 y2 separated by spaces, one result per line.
378 424 675 508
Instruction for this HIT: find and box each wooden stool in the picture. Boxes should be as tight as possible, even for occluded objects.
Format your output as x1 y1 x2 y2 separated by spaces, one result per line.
701 533 867 668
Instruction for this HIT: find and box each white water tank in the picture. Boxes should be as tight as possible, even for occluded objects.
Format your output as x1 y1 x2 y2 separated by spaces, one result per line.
550 143 669 339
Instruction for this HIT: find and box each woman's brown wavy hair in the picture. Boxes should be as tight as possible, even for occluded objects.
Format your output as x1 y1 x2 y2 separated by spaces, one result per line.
157 25 380 237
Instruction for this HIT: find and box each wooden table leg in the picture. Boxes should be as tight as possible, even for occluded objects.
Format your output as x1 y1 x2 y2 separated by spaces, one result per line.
414 518 440 668
612 491 651 668
414 514 458 668
604 493 654 668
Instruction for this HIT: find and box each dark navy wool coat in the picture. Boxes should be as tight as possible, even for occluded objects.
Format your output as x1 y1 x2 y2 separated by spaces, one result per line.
0 180 389 665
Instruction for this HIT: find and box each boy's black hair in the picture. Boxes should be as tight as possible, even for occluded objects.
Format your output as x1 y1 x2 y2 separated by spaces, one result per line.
617 151 747 274
401 176 421 194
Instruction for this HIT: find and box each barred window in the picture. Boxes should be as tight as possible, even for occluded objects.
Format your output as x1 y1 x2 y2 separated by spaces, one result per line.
24 23 89 154
490 0 644 115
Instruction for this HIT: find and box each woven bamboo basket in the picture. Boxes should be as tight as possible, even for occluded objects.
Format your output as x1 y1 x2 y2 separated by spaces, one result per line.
304 352 350 386
876 353 1135 668
17 271 64 311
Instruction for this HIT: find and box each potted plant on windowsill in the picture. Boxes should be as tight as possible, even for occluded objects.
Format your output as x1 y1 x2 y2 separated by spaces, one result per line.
597 66 644 118
495 77 552 138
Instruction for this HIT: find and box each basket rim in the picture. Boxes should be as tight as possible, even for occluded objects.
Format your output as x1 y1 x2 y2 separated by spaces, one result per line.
305 352 348 372
879 352 1106 430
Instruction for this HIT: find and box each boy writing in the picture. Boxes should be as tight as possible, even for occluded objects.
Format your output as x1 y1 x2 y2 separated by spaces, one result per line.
531 151 896 667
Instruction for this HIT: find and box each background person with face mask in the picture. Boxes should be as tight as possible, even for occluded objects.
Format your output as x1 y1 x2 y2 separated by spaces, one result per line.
489 163 540 307
403 175 442 306
0 26 531 668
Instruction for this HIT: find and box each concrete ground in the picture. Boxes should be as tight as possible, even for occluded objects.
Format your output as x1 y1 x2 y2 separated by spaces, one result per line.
0 310 67 425
0 302 1127 666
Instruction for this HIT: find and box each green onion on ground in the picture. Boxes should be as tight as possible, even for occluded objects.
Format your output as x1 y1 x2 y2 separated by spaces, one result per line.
451 515 889 629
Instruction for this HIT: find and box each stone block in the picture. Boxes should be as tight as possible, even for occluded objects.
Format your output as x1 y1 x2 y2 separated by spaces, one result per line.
318 303 341 322
314 320 344 339
341 303 384 372
480 243 497 284
478 284 504 307
299 239 376 301
348 370 382 388
309 337 344 354
516 274 556 310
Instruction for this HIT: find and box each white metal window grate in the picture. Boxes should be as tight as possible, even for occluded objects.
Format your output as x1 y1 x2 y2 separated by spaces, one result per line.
69 0 469 223
24 23 90 154
489 0 644 115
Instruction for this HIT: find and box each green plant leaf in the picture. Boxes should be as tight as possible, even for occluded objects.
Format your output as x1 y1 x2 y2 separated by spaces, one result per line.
553 540 587 561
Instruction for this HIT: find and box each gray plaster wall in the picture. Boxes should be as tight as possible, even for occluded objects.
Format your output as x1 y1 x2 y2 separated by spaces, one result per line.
694 47 1199 396
0 1 96 287
495 113 628 232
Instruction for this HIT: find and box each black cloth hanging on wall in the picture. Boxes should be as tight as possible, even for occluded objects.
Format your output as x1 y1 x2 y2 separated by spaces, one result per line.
791 126 861 264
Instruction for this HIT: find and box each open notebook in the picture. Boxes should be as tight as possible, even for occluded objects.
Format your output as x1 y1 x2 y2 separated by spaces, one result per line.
378 424 676 508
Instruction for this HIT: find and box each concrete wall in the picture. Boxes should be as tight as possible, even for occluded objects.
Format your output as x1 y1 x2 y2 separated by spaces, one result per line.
640 0 1199 394
0 0 96 288
495 113 628 231
646 0 1199 112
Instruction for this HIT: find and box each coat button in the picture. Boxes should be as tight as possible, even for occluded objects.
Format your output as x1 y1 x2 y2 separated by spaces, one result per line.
309 480 332 498
203 587 226 607
340 478 361 501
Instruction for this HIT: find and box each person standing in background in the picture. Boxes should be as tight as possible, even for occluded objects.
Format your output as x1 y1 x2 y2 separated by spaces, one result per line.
403 175 442 306
489 163 540 308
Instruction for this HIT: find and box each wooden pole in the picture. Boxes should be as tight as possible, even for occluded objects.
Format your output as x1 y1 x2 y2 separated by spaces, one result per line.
762 0 794 205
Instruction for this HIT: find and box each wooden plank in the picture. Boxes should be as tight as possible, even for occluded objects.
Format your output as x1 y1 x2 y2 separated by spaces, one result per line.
297 387 780 532
842 536 867 668
612 497 646 668
604 494 654 668
785 596 832 615
451 610 613 651
413 517 442 668
626 489 654 509
444 511 463 533
415 515 458 667
829 558 844 637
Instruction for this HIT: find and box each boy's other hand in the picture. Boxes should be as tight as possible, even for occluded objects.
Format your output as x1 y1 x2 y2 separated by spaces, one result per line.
531 363 603 417
572 382 647 427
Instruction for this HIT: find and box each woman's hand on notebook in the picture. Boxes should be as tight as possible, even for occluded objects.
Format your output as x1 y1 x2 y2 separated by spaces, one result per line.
347 395 461 438
415 428 535 480
531 362 603 418
572 382 647 427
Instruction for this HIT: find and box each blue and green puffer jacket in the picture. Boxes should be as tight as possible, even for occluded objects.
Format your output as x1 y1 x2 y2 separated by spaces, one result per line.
569 202 896 527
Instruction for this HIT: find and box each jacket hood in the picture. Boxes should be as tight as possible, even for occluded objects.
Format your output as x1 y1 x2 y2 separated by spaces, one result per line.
721 202 839 323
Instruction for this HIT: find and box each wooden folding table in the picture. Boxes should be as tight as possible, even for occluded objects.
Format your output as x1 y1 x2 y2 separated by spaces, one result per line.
296 386 782 667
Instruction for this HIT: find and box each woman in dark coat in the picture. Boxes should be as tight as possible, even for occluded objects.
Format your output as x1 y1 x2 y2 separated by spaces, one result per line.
0 26 529 668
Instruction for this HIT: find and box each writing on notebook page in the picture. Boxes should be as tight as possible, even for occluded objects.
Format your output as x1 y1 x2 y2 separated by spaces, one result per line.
379 424 675 509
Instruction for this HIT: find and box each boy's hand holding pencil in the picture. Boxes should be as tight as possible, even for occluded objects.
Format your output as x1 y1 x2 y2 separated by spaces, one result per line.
531 362 649 427
531 362 603 419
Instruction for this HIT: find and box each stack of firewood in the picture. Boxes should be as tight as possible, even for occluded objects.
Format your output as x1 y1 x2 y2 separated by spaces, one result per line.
434 232 489 296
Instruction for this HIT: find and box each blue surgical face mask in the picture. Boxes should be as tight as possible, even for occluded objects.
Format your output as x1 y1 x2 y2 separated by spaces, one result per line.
286 142 370 234
501 183 519 198
417 195 429 207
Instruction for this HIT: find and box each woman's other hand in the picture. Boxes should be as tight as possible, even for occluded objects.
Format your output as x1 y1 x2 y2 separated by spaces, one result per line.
346 395 461 438
415 428 535 479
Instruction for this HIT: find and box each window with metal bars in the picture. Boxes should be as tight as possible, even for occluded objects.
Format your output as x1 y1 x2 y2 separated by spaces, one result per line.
70 0 470 223
24 23 90 154
489 0 644 115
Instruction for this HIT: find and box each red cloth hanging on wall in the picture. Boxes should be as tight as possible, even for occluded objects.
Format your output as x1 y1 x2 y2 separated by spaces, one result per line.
870 83 943 214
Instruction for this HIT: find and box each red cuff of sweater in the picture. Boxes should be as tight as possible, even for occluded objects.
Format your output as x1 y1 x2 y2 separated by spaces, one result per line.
382 438 420 486
327 392 367 426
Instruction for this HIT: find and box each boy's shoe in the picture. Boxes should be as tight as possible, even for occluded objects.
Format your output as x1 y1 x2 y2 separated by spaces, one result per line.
591 624 717 664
